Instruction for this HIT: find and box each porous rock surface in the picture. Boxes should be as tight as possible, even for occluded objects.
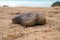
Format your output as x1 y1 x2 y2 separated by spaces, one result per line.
12 12 46 27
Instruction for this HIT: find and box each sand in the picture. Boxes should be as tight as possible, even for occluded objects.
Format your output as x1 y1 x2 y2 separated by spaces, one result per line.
0 6 60 40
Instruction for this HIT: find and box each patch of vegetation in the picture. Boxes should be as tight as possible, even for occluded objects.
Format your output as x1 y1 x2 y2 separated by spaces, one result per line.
51 1 60 7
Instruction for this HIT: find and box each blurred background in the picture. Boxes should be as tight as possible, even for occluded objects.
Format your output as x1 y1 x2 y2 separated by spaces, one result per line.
0 0 60 7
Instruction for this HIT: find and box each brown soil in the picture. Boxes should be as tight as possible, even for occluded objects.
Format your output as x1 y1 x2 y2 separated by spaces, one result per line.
0 6 60 40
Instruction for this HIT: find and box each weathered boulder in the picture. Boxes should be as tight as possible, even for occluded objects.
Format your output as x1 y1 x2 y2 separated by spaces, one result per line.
12 12 46 27
12 13 37 27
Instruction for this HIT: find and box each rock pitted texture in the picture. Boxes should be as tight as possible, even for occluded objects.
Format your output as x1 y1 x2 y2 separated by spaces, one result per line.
12 13 46 27
36 13 46 25
51 1 60 7
12 13 37 27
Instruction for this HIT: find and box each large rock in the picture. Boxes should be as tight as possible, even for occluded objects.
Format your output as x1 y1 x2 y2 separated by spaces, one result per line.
51 1 60 7
12 12 46 27
12 13 37 27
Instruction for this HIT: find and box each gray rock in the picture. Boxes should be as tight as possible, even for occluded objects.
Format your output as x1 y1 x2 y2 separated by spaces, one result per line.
12 12 46 27
12 13 37 27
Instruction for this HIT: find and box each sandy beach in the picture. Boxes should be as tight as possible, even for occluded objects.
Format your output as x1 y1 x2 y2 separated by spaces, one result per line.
0 6 60 40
